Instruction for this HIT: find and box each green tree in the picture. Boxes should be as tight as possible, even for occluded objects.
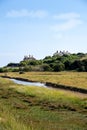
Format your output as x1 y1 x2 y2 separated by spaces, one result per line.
53 62 65 72
42 64 52 71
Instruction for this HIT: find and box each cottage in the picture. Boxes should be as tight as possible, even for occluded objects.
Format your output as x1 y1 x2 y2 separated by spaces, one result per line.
53 50 70 56
23 55 36 61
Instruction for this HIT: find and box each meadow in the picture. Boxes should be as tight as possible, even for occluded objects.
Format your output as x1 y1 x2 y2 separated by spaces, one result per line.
0 72 87 130
4 71 87 89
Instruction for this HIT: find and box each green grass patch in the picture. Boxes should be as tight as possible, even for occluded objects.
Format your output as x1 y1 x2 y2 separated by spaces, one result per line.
0 77 87 130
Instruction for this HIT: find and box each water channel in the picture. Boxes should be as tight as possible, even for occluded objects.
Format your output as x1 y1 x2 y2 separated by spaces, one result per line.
10 78 47 88
6 78 87 97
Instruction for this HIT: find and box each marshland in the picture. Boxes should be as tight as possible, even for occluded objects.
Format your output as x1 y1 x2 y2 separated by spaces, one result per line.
0 72 87 130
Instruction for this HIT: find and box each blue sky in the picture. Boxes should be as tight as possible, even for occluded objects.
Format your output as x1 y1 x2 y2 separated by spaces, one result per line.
0 0 87 66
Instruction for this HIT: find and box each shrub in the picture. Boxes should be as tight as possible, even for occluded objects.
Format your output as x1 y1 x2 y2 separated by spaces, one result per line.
53 62 65 72
41 64 52 71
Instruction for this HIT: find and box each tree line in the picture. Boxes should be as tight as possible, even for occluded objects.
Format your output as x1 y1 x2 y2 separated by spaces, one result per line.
0 52 87 72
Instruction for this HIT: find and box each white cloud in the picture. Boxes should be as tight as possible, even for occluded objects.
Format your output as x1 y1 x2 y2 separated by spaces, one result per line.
6 9 48 18
51 19 83 32
53 12 80 20
51 12 83 32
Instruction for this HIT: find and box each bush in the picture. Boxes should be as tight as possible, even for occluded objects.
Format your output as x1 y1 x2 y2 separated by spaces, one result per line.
0 67 8 72
82 59 87 71
53 62 65 72
42 64 52 71
64 60 72 70
0 68 4 72
71 60 83 70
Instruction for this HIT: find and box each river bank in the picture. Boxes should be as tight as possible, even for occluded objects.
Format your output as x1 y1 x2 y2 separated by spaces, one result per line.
1 75 87 94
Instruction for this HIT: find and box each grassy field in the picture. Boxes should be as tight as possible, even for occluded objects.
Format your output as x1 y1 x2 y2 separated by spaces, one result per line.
0 72 87 130
3 71 87 89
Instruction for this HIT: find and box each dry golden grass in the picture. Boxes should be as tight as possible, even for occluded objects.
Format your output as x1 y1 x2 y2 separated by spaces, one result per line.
4 71 87 90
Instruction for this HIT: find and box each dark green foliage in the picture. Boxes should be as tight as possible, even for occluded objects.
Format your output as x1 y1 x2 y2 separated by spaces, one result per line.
42 64 52 71
82 59 87 71
20 60 42 66
7 63 19 67
64 60 72 70
20 61 27 67
1 52 87 72
27 60 38 65
77 53 85 57
70 60 87 72
0 67 8 72
43 56 53 64
19 66 32 72
71 60 83 70
52 62 65 71
0 68 5 72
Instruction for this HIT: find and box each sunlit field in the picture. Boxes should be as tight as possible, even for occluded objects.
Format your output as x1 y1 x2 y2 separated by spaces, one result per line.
0 72 87 130
3 71 87 89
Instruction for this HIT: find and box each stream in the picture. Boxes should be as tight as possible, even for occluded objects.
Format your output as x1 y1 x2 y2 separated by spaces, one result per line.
3 76 87 97
10 78 47 88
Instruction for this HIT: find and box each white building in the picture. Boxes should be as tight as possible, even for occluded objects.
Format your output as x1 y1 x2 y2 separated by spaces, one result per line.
53 50 70 56
23 55 36 61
